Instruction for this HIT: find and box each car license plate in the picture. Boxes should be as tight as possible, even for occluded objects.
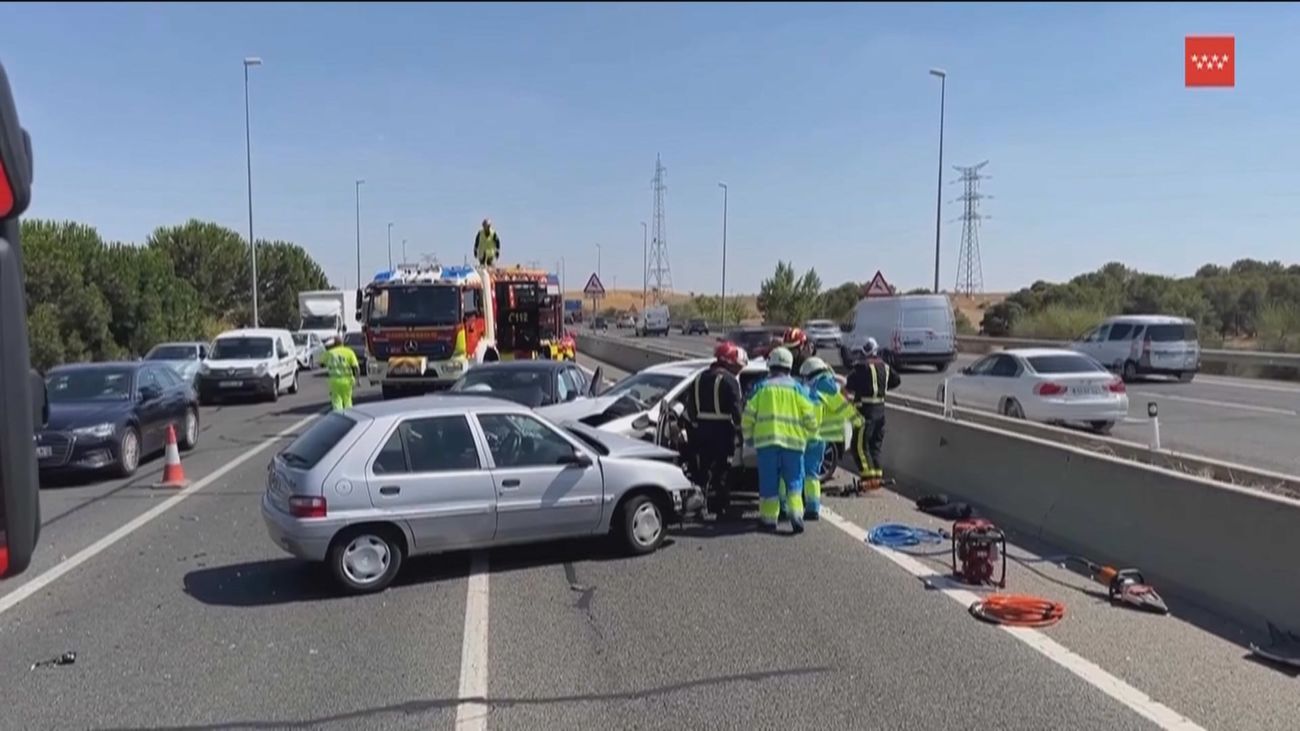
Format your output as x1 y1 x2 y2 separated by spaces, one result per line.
1071 385 1104 396
220 380 242 388
35 446 52 458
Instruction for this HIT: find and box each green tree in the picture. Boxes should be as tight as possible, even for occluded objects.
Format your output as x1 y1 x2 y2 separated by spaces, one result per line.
254 240 332 329
20 220 120 369
148 220 252 325
757 261 822 326
816 282 862 323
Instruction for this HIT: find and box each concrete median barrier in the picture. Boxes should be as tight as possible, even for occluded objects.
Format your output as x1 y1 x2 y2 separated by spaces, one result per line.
883 402 1300 635
581 331 1300 635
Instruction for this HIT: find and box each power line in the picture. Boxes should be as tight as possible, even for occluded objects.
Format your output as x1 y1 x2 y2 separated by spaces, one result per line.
648 154 673 302
951 161 990 295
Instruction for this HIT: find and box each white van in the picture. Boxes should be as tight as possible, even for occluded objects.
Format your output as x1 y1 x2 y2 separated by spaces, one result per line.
1070 315 1200 383
840 294 957 371
198 328 300 404
638 305 671 337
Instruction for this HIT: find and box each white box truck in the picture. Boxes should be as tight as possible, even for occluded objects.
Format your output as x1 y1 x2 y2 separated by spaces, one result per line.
297 290 358 342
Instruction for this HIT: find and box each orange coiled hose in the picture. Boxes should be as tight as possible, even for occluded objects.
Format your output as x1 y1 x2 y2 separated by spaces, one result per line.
969 594 1066 629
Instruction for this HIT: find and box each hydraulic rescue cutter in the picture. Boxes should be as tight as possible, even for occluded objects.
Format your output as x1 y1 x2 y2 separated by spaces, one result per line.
1066 557 1169 614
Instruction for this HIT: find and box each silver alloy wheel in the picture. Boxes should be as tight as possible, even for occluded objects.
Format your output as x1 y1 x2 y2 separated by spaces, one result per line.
341 534 391 586
1004 399 1025 419
819 443 837 481
631 502 663 547
184 409 198 445
120 430 140 472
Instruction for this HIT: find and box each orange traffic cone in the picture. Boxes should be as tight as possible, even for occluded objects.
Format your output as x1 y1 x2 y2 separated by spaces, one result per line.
152 423 190 489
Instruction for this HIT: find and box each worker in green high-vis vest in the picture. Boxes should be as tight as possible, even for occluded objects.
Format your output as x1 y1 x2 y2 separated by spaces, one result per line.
323 336 360 411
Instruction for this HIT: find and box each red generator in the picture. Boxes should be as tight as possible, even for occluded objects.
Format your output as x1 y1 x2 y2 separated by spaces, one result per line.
951 518 1007 588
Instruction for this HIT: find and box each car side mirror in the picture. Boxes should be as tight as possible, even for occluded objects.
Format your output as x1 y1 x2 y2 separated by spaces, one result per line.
631 414 653 431
960 367 972 375
670 402 686 418
558 451 593 468
565 390 579 402
138 385 162 403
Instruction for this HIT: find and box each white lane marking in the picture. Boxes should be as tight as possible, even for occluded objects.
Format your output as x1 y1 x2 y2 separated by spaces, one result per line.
0 411 322 618
1129 391 1298 416
455 552 491 730
1193 374 1300 395
820 508 1207 731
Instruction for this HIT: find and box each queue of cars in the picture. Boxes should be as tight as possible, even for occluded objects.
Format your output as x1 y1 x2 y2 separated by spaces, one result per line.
37 326 319 481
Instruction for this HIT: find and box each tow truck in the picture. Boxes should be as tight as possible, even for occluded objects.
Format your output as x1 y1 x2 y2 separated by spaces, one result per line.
357 261 571 400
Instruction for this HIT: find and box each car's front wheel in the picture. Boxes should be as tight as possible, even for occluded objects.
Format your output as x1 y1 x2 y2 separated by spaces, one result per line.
179 407 199 451
618 494 666 555
288 371 299 395
328 526 404 595
114 426 141 478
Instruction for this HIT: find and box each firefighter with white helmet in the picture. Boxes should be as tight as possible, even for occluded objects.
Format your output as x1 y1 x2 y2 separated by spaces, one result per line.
798 355 860 518
844 337 901 492
742 346 818 533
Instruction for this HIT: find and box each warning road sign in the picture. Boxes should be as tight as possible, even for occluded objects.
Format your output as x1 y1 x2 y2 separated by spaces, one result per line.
583 273 606 298
863 271 893 298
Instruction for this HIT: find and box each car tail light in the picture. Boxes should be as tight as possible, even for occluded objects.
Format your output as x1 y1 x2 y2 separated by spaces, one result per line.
1035 382 1067 396
289 495 327 518
1108 378 1126 394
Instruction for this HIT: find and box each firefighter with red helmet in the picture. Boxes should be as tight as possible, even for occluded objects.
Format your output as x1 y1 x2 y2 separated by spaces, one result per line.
782 326 815 377
682 340 749 516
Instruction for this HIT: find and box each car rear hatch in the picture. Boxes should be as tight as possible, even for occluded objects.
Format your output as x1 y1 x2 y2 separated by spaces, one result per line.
894 305 955 356
266 411 366 515
1137 323 1200 371
1034 372 1125 403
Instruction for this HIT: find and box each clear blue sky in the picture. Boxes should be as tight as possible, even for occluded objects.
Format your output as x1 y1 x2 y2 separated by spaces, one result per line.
5 2 1297 295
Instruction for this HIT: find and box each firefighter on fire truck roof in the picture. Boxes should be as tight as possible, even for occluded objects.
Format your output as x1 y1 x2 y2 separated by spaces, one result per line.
474 219 501 267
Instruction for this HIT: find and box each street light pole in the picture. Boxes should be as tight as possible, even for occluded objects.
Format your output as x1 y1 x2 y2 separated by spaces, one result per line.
354 179 365 287
596 243 602 282
243 56 262 327
387 222 394 269
930 68 947 294
640 222 648 310
402 238 407 265
718 182 728 327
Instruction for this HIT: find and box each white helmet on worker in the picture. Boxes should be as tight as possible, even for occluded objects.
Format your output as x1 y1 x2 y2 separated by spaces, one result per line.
767 346 794 371
857 337 879 357
799 356 830 378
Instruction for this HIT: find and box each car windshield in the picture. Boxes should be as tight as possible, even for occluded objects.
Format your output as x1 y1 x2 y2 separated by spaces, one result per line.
1146 323 1197 342
145 345 196 361
210 337 274 360
367 284 460 327
451 368 552 406
603 371 684 407
47 368 134 403
292 334 308 346
1027 355 1107 374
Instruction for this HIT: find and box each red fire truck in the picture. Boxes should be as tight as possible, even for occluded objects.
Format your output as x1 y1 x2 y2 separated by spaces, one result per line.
357 262 570 399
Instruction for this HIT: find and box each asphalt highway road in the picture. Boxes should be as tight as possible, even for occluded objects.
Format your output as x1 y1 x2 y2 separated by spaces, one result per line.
623 331 1300 478
2 366 1297 730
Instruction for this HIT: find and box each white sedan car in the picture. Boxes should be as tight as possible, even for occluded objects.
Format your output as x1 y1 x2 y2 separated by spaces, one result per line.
937 348 1129 434
539 357 851 481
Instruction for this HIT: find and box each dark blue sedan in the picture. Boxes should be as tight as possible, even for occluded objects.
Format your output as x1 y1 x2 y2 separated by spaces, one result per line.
37 361 200 478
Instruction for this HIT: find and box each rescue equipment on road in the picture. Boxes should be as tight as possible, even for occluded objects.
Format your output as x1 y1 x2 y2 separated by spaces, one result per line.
866 523 946 549
968 594 1066 629
1064 556 1169 615
152 424 190 490
951 518 1007 588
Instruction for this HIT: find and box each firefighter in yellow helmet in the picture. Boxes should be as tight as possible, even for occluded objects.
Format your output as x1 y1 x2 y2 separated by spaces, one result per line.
323 335 360 411
741 346 818 534
473 218 501 267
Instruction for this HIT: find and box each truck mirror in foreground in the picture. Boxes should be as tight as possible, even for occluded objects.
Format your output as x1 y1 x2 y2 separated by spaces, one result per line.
0 61 41 579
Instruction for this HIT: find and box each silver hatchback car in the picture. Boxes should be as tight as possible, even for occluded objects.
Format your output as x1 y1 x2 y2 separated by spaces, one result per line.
262 395 703 594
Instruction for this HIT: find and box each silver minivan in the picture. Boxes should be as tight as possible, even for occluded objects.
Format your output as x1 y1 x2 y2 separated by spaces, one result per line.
262 395 703 594
1070 315 1201 383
